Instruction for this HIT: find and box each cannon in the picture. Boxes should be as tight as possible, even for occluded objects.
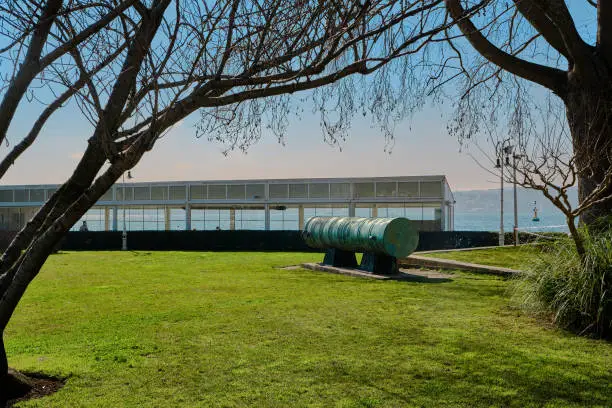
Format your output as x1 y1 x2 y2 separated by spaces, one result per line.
302 216 418 275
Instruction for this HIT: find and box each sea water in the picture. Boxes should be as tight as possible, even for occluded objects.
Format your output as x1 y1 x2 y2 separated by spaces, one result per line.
454 210 569 232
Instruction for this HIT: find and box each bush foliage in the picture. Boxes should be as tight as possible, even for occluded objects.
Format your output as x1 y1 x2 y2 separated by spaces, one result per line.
514 227 612 338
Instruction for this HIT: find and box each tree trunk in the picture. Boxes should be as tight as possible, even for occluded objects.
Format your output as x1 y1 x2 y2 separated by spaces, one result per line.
567 216 585 258
0 334 6 378
564 69 612 228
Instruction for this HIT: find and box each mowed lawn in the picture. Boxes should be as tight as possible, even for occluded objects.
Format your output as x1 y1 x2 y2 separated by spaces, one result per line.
6 252 612 407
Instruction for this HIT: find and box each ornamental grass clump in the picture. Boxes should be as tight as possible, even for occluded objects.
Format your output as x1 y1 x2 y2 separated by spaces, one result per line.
513 227 612 339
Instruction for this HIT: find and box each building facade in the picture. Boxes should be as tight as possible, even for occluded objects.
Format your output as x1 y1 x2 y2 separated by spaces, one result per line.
0 176 455 232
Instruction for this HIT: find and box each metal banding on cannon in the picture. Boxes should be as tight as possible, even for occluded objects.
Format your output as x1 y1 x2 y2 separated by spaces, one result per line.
302 216 419 274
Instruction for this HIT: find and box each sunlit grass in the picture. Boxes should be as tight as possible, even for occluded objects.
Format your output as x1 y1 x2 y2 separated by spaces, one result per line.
420 245 543 270
6 251 611 407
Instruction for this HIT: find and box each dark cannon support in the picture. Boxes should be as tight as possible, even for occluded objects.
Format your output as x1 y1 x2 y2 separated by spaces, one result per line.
302 216 419 275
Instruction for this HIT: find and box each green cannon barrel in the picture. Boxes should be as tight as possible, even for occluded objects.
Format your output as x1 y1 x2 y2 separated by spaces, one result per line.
303 216 418 258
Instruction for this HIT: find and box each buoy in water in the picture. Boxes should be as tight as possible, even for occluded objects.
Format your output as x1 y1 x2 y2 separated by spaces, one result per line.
532 201 540 222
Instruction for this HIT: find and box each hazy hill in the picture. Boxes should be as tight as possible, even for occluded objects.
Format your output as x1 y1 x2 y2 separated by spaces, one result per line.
453 187 578 215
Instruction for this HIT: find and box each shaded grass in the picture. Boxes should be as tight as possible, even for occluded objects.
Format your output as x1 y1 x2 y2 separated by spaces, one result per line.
6 251 612 407
421 245 543 270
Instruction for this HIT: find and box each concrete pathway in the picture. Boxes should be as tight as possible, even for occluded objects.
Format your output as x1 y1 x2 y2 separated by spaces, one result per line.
400 255 521 277
301 263 453 282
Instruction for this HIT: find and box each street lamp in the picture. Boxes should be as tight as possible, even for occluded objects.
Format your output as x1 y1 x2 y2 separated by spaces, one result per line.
509 150 523 246
496 141 524 247
122 170 133 251
495 139 512 246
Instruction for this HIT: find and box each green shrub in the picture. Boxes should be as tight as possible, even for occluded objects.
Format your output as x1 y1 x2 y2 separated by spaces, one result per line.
513 227 612 338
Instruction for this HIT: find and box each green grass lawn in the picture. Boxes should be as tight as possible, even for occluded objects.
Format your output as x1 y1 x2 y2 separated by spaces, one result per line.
420 245 543 270
6 251 612 407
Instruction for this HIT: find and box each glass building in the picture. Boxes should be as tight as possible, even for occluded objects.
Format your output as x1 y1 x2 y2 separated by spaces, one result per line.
0 176 455 232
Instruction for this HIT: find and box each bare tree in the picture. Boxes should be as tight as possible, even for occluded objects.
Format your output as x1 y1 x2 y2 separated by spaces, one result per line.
0 0 457 393
441 1 612 229
470 95 607 256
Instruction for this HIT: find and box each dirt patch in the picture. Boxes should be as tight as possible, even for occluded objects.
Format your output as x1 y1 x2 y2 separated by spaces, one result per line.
1 369 65 408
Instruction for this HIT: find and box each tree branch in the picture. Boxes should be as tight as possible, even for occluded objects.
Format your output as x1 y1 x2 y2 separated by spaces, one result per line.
512 0 570 60
444 0 567 95
0 0 63 146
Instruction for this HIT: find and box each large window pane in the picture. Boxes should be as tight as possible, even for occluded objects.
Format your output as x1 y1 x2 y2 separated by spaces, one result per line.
134 186 150 200
308 183 329 199
228 184 245 199
398 182 418 197
270 207 299 230
420 181 442 198
330 183 350 199
208 185 226 199
190 185 206 200
170 208 186 230
303 205 348 224
0 190 13 202
376 182 396 197
116 187 133 201
152 186 168 200
354 183 374 198
14 189 27 202
204 209 230 230
143 207 164 230
269 184 288 199
289 184 307 199
405 206 422 221
29 189 45 202
169 186 186 200
235 209 265 230
355 206 373 218
246 184 265 200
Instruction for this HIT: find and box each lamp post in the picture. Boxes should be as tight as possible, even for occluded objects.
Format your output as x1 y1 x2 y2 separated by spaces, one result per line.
512 152 520 246
122 170 133 251
495 139 512 246
504 147 524 246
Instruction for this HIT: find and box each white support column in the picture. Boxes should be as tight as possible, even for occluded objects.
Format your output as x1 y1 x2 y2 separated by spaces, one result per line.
298 205 304 230
264 203 270 230
185 203 191 230
230 208 236 230
112 206 118 231
165 207 171 230
440 202 446 231
348 202 355 217
104 207 110 231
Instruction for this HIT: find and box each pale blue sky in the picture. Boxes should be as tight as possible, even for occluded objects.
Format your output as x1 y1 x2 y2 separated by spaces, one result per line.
1 100 491 190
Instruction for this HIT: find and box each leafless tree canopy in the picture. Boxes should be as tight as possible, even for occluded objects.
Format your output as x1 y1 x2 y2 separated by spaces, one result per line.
0 0 461 382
